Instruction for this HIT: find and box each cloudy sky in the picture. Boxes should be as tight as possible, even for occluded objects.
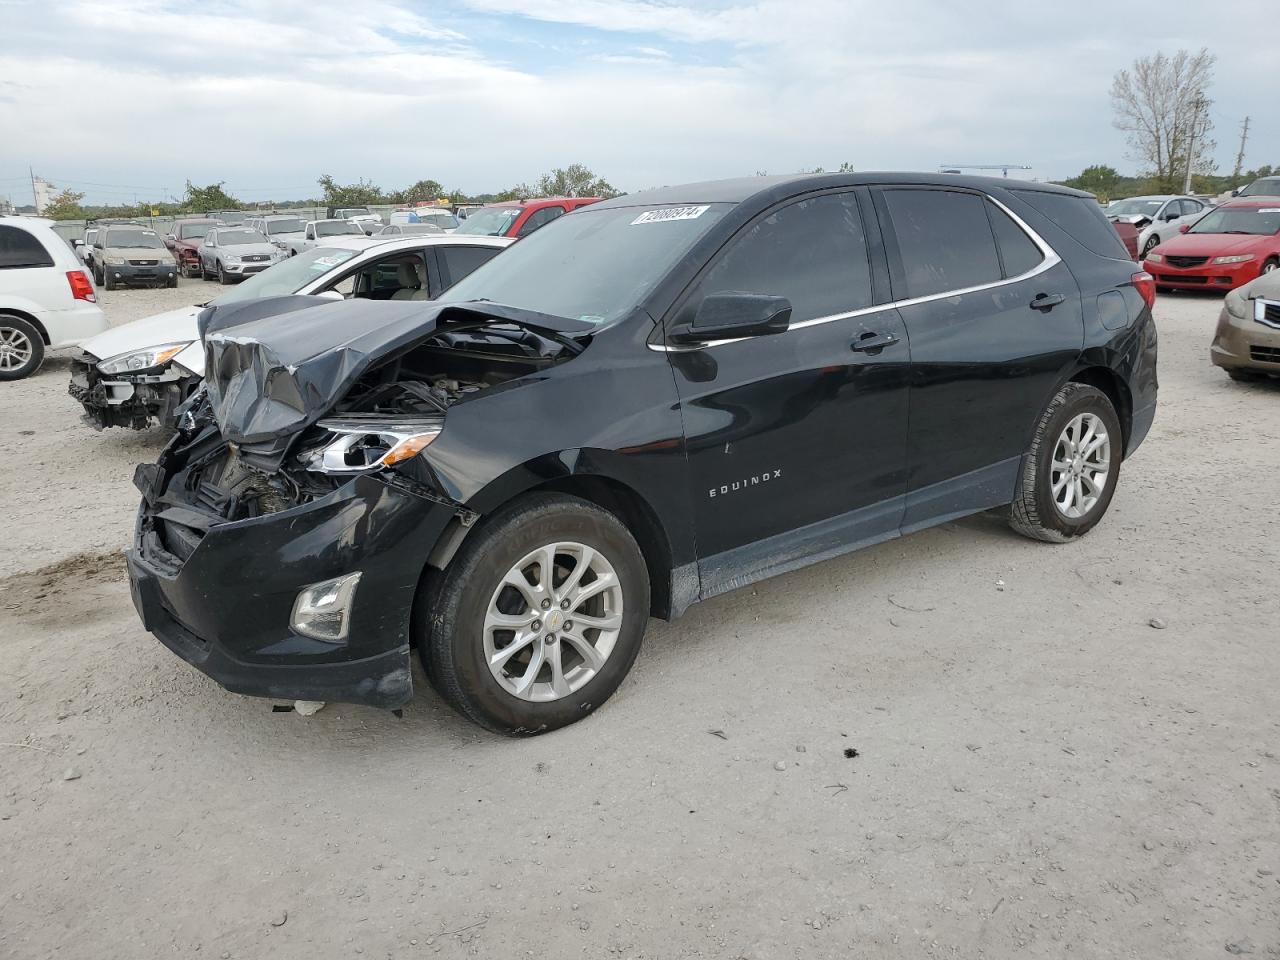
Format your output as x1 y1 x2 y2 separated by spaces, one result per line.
0 0 1273 205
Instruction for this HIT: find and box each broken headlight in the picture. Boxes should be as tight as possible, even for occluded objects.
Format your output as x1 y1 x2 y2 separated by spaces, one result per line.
98 342 192 374
305 418 443 474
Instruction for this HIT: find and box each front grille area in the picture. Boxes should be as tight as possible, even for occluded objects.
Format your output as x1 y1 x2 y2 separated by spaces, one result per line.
129 259 159 266
1250 346 1280 364
1166 255 1209 268
1261 301 1280 328
242 254 270 262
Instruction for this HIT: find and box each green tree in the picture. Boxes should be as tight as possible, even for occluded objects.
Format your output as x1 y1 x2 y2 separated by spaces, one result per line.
390 178 444 204
317 174 384 206
1063 164 1122 199
43 188 86 220
184 180 240 211
534 163 618 198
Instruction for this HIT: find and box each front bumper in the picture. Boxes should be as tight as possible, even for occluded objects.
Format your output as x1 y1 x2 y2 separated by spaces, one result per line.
1211 297 1280 373
68 355 196 430
1143 257 1260 291
102 260 178 285
220 258 277 275
127 450 457 709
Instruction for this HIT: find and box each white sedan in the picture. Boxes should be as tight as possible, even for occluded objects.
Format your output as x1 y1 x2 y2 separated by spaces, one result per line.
69 234 512 429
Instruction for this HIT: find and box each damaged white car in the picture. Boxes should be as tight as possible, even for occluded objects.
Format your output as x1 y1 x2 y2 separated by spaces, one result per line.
68 234 512 429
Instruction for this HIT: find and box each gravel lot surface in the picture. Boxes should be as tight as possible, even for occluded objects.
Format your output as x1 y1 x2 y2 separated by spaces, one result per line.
1 280 1278 959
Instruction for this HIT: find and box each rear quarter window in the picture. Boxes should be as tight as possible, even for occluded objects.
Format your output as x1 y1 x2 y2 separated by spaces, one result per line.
1013 191 1130 260
441 245 502 287
0 225 55 269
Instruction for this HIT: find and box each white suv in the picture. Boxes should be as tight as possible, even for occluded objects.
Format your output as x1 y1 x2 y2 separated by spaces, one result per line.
0 217 107 380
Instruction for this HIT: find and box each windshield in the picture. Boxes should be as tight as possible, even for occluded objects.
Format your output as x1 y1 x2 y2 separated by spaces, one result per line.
1188 206 1280 236
177 223 214 239
1239 179 1280 198
455 206 520 236
218 229 267 245
215 212 247 225
209 246 362 305
266 218 305 235
106 229 166 250
439 203 731 325
1107 199 1163 217
316 221 364 237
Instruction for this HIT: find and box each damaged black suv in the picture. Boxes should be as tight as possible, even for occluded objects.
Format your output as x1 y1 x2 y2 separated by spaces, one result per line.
127 174 1158 734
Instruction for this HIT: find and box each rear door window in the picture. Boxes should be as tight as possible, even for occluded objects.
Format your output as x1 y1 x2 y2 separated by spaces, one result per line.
0 225 55 269
516 205 566 238
986 202 1044 278
693 191 873 322
440 245 502 288
882 189 1001 298
1013 190 1130 260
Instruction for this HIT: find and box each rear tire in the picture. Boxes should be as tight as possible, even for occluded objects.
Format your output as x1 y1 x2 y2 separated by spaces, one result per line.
419 493 650 735
1009 382 1122 543
0 314 45 381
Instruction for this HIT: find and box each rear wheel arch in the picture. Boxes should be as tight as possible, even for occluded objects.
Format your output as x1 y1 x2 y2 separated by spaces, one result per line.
1068 366 1132 454
0 308 49 345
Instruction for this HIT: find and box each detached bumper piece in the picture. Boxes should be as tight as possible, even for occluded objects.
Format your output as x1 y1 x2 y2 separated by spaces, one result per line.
68 356 193 430
127 440 456 709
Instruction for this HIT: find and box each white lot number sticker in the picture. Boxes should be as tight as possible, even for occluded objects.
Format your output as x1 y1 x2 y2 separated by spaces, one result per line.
1260 208 1280 214
632 205 710 225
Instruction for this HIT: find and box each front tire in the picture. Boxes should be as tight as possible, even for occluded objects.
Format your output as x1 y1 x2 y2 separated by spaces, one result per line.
419 493 650 735
1009 382 1122 543
217 262 230 284
0 314 45 380
1141 236 1160 257
1227 368 1264 383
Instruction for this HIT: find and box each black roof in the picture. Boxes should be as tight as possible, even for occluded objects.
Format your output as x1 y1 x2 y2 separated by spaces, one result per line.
593 172 1088 209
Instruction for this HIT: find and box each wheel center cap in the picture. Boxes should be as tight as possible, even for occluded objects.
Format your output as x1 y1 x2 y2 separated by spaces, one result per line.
545 610 564 632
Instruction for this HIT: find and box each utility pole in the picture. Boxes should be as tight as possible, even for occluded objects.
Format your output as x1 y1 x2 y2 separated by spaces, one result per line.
1183 95 1207 195
29 166 38 215
1232 116 1251 184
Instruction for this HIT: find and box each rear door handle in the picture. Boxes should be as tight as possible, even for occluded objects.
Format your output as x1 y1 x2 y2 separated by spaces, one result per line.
850 332 900 353
1030 292 1066 312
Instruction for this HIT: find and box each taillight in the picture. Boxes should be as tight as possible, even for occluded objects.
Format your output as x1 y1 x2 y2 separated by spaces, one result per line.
1131 271 1156 310
66 271 96 303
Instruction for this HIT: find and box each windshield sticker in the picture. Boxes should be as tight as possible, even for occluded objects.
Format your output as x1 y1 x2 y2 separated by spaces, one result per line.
1259 208 1280 214
631 205 710 225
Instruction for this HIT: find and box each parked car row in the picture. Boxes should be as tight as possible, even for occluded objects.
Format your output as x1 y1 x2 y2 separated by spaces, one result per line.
69 233 511 428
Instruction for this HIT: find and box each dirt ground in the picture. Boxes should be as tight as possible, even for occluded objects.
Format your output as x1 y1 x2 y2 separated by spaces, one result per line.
1 277 1278 959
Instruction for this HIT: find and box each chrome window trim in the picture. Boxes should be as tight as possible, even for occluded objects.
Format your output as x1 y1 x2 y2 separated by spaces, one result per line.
651 192 1061 353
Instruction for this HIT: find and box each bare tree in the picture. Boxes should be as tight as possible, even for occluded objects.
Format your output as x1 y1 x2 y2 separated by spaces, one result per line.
1110 48 1216 193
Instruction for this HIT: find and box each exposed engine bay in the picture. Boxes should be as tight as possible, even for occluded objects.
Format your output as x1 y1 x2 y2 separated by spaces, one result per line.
139 320 579 565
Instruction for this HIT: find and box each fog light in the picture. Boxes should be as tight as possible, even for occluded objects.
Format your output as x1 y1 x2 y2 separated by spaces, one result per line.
290 572 361 642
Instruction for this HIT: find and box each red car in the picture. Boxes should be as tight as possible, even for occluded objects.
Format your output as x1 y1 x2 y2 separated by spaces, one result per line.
165 218 222 278
1142 199 1280 291
455 197 600 239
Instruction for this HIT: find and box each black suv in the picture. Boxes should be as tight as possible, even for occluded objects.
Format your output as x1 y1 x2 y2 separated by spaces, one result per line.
126 174 1158 734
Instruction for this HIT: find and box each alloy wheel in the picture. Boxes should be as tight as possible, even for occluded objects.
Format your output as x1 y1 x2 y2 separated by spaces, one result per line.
483 541 624 702
1051 412 1111 520
0 326 34 372
1141 237 1159 256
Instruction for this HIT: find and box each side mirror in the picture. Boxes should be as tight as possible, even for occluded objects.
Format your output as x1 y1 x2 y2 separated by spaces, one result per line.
1162 211 1178 222
1179 224 1191 234
1232 188 1241 197
669 293 792 345
165 234 175 241
314 290 344 301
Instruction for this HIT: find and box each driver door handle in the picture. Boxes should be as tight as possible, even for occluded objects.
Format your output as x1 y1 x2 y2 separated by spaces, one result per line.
1030 292 1066 312
850 332 900 353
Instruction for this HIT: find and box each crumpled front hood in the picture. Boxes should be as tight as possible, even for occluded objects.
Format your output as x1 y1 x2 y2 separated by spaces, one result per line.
199 297 594 446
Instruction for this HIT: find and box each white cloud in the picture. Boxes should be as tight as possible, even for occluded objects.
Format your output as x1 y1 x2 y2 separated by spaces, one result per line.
0 0 1273 204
